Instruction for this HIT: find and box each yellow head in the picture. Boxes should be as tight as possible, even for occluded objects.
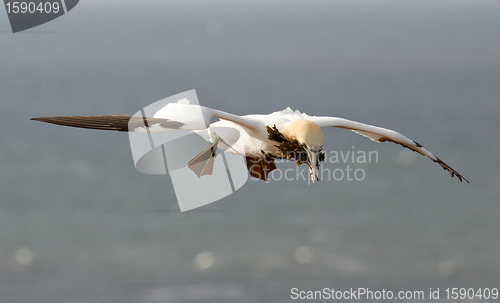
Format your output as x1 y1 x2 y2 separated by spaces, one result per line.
284 120 324 151
283 120 324 182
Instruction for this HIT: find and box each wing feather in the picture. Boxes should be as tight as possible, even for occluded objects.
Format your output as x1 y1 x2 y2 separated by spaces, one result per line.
309 116 468 183
31 115 184 132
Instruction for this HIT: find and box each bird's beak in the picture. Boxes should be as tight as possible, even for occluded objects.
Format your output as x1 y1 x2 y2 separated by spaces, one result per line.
305 147 319 183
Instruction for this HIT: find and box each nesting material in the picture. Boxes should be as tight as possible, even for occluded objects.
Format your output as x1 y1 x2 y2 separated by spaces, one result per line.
264 125 325 168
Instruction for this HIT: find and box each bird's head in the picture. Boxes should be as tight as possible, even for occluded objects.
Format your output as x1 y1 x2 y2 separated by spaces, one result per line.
284 120 324 183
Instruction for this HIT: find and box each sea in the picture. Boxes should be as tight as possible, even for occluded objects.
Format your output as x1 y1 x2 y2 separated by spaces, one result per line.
1 1 499 302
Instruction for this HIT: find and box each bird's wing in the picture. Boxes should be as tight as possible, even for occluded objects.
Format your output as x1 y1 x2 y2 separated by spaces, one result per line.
308 116 468 183
31 106 257 141
152 103 260 131
31 115 184 132
32 102 260 133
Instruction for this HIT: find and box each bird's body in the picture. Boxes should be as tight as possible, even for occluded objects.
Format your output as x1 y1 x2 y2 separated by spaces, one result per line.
201 118 278 157
192 107 308 158
32 99 469 183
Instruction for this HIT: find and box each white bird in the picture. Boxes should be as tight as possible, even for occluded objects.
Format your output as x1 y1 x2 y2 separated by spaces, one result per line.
32 100 468 183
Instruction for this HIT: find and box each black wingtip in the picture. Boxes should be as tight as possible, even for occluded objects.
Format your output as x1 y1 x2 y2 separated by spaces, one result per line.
435 157 469 184
31 117 54 123
413 140 423 148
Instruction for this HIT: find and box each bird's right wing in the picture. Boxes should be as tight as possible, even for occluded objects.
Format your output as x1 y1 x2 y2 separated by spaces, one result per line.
308 116 469 183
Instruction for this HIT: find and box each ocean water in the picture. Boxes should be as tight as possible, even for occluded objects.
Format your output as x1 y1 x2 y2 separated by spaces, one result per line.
1 1 499 302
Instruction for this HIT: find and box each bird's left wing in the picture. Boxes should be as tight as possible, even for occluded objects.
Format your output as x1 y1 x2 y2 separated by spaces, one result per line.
308 116 468 183
153 103 260 131
31 115 184 132
31 104 259 133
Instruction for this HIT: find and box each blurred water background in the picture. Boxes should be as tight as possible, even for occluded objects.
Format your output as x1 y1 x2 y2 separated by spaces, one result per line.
1 1 499 302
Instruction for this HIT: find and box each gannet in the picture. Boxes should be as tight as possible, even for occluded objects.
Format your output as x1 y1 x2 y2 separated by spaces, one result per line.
32 101 468 183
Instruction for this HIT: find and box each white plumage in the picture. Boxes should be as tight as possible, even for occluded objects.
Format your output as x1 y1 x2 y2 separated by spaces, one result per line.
32 100 469 183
